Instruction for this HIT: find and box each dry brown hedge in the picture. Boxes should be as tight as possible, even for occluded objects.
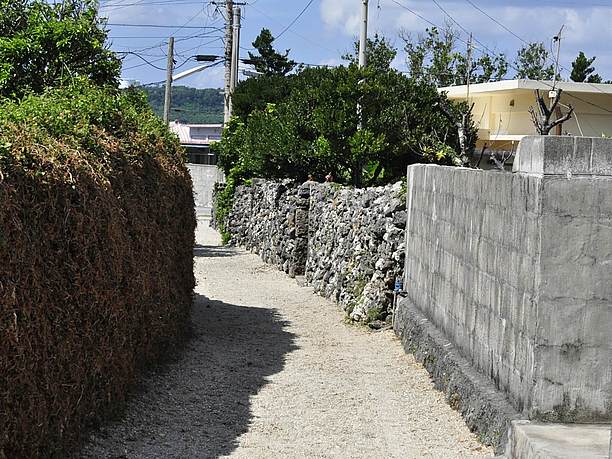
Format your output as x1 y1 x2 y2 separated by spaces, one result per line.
0 85 196 457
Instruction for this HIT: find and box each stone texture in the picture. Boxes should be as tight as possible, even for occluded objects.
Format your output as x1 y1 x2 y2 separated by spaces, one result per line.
222 179 309 277
216 179 406 322
305 182 406 322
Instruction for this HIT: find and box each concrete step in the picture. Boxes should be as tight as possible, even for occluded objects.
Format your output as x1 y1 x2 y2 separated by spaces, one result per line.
505 421 611 458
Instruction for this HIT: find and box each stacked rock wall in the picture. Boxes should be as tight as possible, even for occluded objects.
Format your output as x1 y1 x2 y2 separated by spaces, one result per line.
225 179 309 277
306 182 406 322
221 180 406 322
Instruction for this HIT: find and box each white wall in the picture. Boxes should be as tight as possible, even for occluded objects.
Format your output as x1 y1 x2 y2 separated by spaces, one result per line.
187 164 225 216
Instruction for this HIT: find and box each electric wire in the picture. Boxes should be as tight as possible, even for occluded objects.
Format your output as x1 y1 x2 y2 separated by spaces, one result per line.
275 0 317 40
462 0 612 99
391 0 612 114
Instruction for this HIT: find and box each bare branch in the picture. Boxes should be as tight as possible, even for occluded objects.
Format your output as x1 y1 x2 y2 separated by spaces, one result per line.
550 104 574 130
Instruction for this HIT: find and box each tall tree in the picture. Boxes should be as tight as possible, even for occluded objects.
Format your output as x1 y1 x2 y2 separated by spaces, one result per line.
401 26 507 87
342 34 397 71
0 0 120 99
513 42 555 80
570 51 602 83
247 28 296 76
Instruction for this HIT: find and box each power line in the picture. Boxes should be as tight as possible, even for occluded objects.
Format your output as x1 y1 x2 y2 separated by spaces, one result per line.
462 0 612 100
463 0 526 45
391 0 612 114
120 52 168 70
248 2 336 53
106 23 222 30
275 0 317 40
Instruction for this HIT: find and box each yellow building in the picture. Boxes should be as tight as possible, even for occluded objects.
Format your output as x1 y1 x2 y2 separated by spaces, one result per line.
439 79 612 157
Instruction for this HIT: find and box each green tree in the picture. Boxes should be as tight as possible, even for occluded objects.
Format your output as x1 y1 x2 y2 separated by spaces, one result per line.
455 53 509 85
570 51 602 83
231 74 294 121
514 42 555 80
0 0 120 99
401 26 507 86
216 64 473 187
342 34 397 71
247 28 296 76
141 85 224 123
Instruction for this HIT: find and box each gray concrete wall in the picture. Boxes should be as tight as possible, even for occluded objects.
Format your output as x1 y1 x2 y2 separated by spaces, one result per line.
187 164 224 216
398 136 612 423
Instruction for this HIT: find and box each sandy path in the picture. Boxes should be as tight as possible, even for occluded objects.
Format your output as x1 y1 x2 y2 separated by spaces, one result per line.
79 219 493 459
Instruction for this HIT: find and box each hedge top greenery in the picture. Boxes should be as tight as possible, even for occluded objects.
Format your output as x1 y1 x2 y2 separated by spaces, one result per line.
215 42 476 189
0 0 120 99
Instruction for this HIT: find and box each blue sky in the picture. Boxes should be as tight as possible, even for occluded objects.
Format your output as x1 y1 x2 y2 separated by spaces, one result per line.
99 0 612 88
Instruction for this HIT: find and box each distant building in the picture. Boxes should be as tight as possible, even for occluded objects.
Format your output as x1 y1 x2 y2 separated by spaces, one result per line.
119 78 140 89
439 79 612 161
169 122 223 165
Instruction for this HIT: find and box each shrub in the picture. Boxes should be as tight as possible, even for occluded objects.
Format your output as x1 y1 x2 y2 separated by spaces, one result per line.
0 81 195 457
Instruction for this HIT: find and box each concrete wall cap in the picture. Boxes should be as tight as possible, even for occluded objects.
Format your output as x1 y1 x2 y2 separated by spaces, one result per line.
513 135 612 176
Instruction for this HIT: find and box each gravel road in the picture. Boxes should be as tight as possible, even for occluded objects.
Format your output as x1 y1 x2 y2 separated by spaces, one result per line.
79 218 494 459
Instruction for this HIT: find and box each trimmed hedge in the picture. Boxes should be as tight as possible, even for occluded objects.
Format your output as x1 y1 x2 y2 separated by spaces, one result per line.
0 82 196 457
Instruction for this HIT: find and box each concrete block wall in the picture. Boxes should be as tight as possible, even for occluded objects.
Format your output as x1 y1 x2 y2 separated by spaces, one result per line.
397 136 612 423
187 164 225 216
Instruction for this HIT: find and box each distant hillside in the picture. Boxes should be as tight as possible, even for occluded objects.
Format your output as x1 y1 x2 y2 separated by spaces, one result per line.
141 85 224 124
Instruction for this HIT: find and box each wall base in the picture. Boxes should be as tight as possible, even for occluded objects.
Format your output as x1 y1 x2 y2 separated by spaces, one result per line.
393 298 521 454
505 421 611 459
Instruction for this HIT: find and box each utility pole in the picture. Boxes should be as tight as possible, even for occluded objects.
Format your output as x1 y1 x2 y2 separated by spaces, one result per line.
163 36 175 124
223 0 233 124
358 0 368 68
355 0 368 187
466 33 472 102
230 6 241 93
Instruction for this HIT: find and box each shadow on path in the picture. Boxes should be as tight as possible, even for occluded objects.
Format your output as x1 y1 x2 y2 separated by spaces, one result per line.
79 293 296 458
193 244 236 258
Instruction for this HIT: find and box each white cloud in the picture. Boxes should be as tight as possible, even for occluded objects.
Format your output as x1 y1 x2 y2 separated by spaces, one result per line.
185 64 225 89
319 0 612 78
320 0 361 35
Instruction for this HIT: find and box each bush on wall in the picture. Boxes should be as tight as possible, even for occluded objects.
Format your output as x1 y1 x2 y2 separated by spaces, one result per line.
0 81 196 457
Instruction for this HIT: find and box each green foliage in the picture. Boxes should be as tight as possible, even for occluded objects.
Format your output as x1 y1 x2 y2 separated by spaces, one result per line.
232 74 293 121
140 85 224 123
514 42 555 80
215 63 474 188
0 0 120 99
0 78 181 167
365 306 385 323
401 26 508 86
248 28 296 76
342 33 397 71
570 51 602 83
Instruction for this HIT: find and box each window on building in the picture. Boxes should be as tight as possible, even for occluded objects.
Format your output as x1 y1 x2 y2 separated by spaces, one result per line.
185 146 217 165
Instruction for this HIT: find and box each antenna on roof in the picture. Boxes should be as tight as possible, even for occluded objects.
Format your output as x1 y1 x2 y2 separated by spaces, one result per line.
552 24 564 91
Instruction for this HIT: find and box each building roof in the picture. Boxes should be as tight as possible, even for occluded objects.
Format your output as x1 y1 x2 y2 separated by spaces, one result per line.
439 79 612 98
169 121 223 146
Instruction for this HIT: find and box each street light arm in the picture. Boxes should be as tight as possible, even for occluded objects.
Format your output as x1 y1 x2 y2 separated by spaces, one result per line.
172 62 220 81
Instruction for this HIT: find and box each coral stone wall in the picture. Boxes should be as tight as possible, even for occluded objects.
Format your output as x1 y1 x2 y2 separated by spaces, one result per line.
220 180 406 322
